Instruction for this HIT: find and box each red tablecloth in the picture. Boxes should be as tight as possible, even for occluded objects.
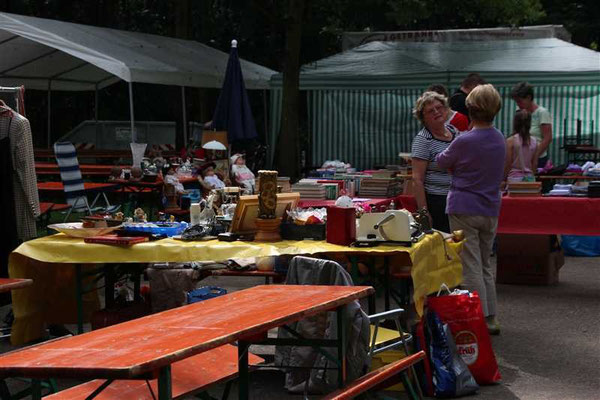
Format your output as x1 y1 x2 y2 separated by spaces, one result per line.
389 195 600 236
298 196 416 211
498 197 600 235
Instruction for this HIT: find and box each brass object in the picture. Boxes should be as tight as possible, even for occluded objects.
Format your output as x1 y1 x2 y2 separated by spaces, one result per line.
452 230 465 242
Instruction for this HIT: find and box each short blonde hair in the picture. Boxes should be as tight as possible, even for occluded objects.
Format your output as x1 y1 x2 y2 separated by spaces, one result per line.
413 91 448 125
466 84 502 123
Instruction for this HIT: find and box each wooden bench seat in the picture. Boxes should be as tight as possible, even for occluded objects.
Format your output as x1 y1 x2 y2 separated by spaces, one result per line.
323 350 425 400
44 344 263 399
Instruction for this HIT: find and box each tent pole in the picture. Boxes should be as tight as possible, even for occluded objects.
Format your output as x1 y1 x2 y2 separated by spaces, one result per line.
94 84 99 121
263 89 268 144
94 84 100 144
181 86 188 145
128 82 136 142
47 80 51 148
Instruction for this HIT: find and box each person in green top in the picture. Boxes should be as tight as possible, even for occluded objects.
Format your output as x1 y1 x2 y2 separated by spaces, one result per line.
511 82 553 168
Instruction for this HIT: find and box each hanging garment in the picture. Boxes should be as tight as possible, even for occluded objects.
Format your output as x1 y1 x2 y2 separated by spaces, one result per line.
0 119 19 283
0 104 40 240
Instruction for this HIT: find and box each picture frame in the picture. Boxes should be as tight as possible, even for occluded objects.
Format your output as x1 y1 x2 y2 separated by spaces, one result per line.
230 192 300 234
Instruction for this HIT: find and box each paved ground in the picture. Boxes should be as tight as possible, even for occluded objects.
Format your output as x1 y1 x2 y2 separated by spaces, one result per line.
1 255 599 399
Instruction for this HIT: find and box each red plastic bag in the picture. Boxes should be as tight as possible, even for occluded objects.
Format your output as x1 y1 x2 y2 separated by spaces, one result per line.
427 291 501 384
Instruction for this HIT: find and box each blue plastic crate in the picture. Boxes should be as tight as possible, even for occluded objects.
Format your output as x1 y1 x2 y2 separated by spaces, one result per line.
187 287 227 304
121 221 188 237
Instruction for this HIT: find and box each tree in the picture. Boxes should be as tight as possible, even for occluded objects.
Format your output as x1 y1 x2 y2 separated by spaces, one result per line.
275 0 305 179
387 0 545 29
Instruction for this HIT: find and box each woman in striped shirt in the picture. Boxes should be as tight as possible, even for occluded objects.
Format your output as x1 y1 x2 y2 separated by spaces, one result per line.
411 91 457 233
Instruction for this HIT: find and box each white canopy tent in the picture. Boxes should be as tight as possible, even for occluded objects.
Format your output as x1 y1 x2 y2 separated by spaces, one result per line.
0 12 276 143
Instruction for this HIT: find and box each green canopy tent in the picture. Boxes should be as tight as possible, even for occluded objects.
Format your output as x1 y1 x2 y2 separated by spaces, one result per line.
269 38 600 169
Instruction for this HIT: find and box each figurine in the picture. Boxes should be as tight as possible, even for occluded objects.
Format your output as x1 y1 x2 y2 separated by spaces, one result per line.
109 166 122 181
130 166 143 181
133 208 147 222
162 164 187 194
230 154 255 194
114 212 124 221
199 162 225 190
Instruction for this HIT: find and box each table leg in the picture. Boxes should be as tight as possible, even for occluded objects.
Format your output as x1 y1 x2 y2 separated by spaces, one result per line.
75 264 84 334
384 258 390 311
158 365 172 400
104 265 116 309
336 307 347 388
238 340 250 400
30 379 42 400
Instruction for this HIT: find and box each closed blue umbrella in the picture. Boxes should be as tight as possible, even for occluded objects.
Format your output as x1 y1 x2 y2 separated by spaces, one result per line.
211 40 257 142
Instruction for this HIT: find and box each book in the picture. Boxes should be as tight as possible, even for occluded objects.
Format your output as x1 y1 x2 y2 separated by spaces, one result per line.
84 235 149 246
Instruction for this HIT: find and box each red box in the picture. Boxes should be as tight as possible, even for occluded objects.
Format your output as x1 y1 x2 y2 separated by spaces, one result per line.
326 206 356 246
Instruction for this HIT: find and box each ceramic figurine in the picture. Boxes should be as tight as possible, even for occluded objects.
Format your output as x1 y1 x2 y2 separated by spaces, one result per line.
133 208 147 222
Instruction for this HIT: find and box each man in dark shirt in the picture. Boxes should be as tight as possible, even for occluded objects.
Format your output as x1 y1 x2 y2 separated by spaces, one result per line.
450 73 486 121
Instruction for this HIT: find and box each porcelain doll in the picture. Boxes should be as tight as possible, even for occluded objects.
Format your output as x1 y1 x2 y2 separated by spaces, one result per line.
230 154 255 194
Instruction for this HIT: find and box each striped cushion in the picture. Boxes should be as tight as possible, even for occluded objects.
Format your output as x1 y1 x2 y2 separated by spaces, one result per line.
54 142 88 210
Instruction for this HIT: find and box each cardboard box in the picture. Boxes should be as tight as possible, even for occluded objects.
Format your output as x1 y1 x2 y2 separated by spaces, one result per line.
497 250 565 285
497 234 560 256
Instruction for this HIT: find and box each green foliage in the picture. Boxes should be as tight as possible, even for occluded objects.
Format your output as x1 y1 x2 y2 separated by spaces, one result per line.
388 0 545 29
540 0 600 49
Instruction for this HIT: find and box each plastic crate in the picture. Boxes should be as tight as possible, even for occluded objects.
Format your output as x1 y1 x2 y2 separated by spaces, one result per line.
121 221 188 236
187 286 227 304
370 349 407 391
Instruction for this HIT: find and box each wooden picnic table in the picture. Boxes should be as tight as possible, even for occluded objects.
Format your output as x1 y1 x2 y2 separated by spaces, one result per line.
37 181 121 193
8 234 462 344
0 278 32 293
35 162 129 177
0 285 373 400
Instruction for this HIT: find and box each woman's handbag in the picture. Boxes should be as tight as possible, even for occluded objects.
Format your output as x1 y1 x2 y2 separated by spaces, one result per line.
427 285 501 384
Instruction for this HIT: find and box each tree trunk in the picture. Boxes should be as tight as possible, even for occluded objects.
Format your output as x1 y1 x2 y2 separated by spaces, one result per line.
275 0 305 179
170 0 193 150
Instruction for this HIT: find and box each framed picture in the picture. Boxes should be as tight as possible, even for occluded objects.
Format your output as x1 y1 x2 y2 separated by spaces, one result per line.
230 192 300 234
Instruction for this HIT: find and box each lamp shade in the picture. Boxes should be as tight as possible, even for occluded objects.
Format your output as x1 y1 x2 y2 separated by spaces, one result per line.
202 140 227 151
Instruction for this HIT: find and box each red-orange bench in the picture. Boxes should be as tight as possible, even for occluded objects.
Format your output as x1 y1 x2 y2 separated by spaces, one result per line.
323 350 426 400
44 344 263 399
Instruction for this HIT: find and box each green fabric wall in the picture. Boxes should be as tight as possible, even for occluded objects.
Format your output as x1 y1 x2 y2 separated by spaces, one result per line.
268 84 600 170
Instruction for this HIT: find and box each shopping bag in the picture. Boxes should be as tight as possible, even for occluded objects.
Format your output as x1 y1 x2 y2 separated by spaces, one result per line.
415 320 434 397
425 311 479 398
427 286 501 384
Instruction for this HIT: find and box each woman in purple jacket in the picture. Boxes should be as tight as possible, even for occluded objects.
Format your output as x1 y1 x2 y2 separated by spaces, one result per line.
436 84 506 335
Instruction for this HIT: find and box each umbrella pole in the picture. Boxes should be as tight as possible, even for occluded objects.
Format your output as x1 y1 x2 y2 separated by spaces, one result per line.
181 86 188 145
47 80 51 148
128 81 136 142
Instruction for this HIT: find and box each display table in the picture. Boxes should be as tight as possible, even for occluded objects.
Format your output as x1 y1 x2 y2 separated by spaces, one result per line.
9 233 462 344
498 197 600 235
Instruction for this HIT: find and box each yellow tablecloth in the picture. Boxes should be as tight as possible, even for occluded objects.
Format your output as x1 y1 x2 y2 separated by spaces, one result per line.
9 233 462 344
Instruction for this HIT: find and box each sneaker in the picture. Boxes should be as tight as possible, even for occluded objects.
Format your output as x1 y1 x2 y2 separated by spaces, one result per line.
486 316 500 335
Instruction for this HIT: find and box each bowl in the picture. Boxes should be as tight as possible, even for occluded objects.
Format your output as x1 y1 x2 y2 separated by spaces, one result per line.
48 222 122 238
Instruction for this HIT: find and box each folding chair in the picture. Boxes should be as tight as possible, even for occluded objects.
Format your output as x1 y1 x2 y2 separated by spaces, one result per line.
53 142 120 221
369 308 423 399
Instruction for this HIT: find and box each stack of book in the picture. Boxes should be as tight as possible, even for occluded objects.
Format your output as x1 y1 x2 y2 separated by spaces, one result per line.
291 180 327 199
277 177 292 193
359 178 402 198
507 181 542 197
